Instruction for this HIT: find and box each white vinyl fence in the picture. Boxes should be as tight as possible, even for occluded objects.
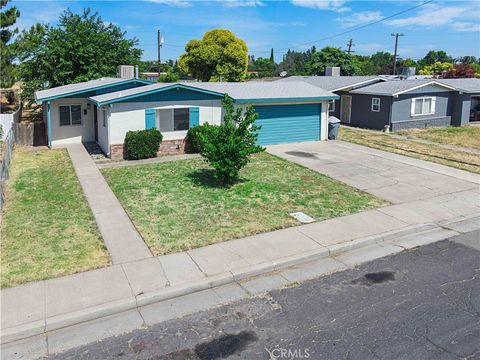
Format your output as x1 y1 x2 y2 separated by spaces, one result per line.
0 107 21 140
0 128 14 209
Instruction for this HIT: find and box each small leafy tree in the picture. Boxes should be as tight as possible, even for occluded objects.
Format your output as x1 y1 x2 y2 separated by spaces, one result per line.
198 95 264 185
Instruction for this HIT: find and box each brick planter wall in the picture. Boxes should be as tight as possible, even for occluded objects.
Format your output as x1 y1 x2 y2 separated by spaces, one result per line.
110 139 192 160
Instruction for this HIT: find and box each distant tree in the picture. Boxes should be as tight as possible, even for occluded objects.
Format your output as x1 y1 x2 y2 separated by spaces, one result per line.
251 57 278 77
455 56 478 64
306 46 361 76
179 29 248 82
158 70 180 82
418 62 453 76
443 63 479 78
0 0 20 88
369 52 395 75
398 58 417 68
15 8 142 104
419 50 453 67
269 48 274 62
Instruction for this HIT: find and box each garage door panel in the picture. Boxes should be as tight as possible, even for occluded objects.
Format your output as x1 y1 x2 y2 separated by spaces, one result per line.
254 104 321 145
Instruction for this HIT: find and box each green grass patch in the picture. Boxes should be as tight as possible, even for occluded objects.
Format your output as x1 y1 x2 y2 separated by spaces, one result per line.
397 125 480 150
102 153 385 255
1 148 110 288
340 127 480 174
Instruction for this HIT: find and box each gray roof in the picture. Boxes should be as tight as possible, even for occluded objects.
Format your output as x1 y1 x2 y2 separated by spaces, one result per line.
350 79 455 96
437 78 480 93
278 76 384 91
89 81 338 105
35 78 150 102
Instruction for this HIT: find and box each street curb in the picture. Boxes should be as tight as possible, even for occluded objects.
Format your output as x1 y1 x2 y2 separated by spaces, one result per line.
0 221 474 345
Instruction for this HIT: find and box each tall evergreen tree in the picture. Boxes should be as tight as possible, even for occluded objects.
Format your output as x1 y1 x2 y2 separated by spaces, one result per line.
269 48 274 63
0 0 20 88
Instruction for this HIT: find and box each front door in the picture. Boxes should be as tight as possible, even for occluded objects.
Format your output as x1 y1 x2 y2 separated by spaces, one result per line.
340 95 352 123
93 105 98 142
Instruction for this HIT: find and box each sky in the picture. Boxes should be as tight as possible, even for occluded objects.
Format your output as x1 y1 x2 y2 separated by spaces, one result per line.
12 0 480 62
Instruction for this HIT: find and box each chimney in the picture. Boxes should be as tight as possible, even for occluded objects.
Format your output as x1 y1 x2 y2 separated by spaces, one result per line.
135 65 139 79
117 65 135 79
325 67 341 76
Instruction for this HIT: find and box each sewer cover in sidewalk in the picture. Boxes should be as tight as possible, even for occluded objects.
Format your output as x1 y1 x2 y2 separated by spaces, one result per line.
290 212 315 223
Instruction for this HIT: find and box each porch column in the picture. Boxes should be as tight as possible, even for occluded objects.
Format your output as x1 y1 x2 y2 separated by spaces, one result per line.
47 100 52 148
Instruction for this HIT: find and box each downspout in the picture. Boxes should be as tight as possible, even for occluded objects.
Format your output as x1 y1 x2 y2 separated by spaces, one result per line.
47 100 52 148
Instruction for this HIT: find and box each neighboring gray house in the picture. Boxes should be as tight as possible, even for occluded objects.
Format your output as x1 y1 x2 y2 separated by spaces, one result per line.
437 78 480 125
281 75 480 131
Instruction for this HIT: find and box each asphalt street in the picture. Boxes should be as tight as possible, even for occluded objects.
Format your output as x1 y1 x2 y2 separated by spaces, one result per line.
51 230 480 360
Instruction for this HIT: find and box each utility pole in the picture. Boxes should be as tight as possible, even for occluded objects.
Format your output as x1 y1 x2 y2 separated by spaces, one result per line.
157 29 164 74
391 33 404 75
346 39 355 54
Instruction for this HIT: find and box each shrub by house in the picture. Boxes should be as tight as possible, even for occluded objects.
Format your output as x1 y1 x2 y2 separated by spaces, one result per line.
124 129 163 160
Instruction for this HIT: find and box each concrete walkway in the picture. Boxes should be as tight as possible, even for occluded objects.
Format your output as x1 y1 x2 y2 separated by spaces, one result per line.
2 141 479 354
66 144 152 263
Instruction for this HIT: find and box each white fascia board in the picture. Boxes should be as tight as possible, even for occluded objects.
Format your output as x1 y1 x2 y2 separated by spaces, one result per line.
392 81 457 96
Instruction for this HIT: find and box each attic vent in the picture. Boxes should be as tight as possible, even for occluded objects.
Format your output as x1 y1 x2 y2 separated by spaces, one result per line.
325 67 340 76
117 65 134 79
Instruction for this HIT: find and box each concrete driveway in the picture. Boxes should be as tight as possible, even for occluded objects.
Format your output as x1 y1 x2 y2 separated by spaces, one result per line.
267 140 479 205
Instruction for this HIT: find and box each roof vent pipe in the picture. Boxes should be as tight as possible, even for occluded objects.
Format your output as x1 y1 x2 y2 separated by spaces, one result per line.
135 65 139 80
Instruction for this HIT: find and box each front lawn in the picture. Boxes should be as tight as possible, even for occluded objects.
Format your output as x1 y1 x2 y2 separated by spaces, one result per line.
339 127 480 174
397 126 480 150
1 148 110 288
102 153 384 255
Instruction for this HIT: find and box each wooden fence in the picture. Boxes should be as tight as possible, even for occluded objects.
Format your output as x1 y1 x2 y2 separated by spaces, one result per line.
13 121 47 146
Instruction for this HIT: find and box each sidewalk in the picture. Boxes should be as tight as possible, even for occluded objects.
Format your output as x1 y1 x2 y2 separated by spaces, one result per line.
2 141 479 350
66 144 152 264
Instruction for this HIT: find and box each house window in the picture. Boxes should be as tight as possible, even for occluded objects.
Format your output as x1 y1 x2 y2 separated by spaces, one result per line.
411 97 436 116
328 100 335 112
157 108 190 132
371 98 380 112
59 105 82 126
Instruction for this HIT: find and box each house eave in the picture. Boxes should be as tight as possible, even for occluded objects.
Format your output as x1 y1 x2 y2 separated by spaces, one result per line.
35 79 153 103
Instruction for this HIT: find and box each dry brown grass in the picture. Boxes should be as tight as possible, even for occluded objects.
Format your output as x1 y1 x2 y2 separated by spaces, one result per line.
397 126 480 150
340 127 480 174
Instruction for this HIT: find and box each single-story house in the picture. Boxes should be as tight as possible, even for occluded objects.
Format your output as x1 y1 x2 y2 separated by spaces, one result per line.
280 75 480 131
35 79 338 159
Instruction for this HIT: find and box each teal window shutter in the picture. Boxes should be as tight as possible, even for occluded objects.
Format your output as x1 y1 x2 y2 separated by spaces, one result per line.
189 107 199 128
145 108 156 129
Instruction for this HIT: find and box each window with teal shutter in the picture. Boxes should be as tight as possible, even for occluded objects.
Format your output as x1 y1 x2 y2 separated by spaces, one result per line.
189 107 199 128
145 108 156 129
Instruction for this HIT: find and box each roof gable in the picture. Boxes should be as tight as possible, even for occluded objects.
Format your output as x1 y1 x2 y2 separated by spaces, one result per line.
35 78 152 102
351 80 456 96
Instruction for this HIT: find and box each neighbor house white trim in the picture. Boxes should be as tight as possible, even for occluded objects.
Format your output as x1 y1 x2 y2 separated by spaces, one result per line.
410 96 437 117
330 77 387 92
392 81 456 97
371 98 380 112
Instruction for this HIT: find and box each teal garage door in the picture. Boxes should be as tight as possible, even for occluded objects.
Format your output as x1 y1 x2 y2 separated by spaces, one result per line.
254 104 321 145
